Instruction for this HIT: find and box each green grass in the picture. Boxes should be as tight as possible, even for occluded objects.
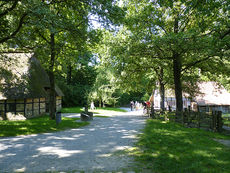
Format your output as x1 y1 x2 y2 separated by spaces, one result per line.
94 115 110 118
61 106 127 113
223 114 230 126
96 107 127 112
61 107 83 113
0 115 89 137
129 119 230 173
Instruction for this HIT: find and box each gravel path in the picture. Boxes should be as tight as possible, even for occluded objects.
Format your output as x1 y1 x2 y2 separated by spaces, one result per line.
0 109 146 172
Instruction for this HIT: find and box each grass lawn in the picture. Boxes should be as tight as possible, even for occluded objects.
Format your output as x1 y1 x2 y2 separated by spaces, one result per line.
129 119 230 173
61 106 127 113
223 114 230 126
94 115 110 118
61 107 83 113
0 115 89 137
95 107 127 112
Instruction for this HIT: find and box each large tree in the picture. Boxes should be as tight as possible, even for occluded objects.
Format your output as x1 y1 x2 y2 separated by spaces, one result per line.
114 0 230 116
4 0 125 119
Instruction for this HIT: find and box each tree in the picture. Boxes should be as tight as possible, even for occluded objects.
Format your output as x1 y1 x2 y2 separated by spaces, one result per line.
117 0 230 116
0 0 28 44
5 0 125 119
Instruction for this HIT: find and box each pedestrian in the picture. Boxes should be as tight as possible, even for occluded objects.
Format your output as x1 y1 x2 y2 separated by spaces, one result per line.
130 101 134 111
90 101 95 110
142 101 147 114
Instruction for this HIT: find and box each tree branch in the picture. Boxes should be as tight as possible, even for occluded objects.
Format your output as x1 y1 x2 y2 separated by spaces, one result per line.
0 0 19 18
182 56 212 72
0 13 28 44
36 30 50 44
220 28 230 39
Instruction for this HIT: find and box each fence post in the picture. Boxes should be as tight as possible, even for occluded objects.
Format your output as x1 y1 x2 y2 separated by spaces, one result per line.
183 108 188 125
212 111 217 132
150 105 155 119
197 112 200 128
217 111 223 132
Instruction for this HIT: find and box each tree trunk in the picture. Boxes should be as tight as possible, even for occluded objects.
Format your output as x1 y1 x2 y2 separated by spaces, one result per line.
160 81 165 111
173 53 183 115
67 63 72 85
173 16 183 118
159 68 165 111
99 98 102 108
150 88 155 118
49 32 56 120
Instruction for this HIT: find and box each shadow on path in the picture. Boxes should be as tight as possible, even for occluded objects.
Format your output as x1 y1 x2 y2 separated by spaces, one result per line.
0 110 146 172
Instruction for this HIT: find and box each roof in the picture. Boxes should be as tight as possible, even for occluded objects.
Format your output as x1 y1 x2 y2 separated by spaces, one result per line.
195 81 230 106
150 81 230 106
0 53 64 100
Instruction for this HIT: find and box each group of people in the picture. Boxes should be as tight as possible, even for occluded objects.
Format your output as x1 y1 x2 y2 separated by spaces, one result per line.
130 100 151 112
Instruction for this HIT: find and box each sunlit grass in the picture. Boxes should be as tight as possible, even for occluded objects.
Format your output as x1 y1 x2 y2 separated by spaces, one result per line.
61 106 127 113
94 115 110 118
61 107 83 113
0 115 89 137
129 119 230 173
96 107 127 112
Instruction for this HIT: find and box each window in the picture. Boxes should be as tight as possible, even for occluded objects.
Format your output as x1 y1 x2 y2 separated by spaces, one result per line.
8 103 16 112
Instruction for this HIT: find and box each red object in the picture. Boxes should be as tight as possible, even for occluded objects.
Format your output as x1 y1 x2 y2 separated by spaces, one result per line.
146 101 151 107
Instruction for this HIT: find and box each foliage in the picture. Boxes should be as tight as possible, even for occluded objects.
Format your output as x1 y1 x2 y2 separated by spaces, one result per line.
56 59 97 107
0 115 89 137
100 0 230 113
1 0 125 119
88 64 120 107
118 91 148 106
130 119 230 173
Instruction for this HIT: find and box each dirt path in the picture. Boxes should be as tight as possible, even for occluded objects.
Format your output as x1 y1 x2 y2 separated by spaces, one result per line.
0 109 146 172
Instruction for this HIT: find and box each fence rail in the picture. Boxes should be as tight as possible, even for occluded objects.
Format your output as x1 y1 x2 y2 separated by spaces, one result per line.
147 109 223 132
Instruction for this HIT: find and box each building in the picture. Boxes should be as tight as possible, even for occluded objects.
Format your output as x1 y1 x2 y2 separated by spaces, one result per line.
151 81 230 113
0 53 63 120
194 81 230 113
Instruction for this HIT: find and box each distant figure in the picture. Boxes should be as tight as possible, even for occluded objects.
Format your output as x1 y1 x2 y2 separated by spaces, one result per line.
130 101 134 111
90 101 95 110
142 102 147 114
135 101 139 110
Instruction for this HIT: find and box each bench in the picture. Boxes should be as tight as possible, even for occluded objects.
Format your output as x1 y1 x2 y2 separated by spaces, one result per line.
80 112 93 121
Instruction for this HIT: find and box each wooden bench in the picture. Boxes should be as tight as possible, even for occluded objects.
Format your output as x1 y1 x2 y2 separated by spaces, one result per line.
80 112 93 121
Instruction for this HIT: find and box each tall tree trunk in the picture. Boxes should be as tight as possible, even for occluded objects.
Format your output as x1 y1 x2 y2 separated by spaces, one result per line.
49 32 56 120
173 53 183 115
150 88 155 118
159 81 165 111
159 68 165 111
173 16 183 117
67 63 72 85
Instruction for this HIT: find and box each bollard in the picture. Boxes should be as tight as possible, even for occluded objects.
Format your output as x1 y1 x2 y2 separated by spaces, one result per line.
56 111 62 125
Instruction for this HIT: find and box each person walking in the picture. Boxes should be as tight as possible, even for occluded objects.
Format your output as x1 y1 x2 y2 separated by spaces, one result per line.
130 101 134 111
90 101 95 110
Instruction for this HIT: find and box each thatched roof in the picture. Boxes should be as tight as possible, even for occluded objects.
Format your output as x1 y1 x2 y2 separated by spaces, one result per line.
0 53 63 100
195 81 230 106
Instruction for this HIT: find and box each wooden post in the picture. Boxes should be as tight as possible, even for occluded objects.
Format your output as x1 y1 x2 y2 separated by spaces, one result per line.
39 98 41 114
14 99 17 115
32 98 34 116
212 111 217 132
197 112 200 128
3 100 7 120
217 111 222 132
24 98 26 117
183 108 187 125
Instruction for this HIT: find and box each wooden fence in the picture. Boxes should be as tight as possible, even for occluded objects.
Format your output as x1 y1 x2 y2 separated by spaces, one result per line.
148 109 223 132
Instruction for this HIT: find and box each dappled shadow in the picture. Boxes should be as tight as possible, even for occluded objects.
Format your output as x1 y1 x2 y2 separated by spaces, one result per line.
134 119 230 173
0 111 146 172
